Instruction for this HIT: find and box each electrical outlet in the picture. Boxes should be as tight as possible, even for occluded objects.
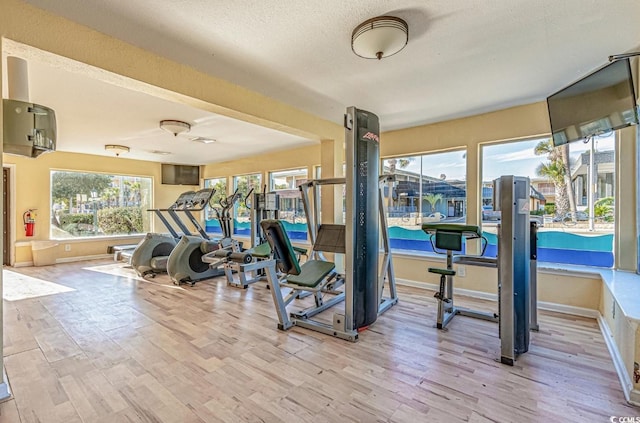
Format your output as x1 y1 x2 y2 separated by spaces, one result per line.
457 265 466 277
64 244 71 252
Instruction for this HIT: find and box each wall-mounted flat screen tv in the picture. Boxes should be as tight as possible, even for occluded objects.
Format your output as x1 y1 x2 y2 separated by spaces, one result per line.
161 164 200 185
547 58 639 147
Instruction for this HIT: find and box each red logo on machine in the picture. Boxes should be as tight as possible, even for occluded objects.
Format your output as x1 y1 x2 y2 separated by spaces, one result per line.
362 132 379 143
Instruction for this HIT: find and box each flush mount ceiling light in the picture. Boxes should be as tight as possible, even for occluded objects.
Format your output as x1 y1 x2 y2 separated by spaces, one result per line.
105 144 130 157
160 119 191 136
351 16 408 60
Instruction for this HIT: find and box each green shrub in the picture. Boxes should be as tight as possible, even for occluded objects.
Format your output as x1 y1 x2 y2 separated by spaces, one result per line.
594 197 614 221
544 203 555 215
58 213 96 236
58 213 94 226
97 207 143 235
530 210 544 216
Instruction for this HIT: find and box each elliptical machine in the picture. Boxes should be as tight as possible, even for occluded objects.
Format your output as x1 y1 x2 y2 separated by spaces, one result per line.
168 188 242 285
131 190 199 278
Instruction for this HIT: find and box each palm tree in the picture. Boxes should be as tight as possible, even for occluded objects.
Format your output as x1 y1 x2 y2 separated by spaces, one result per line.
535 160 569 216
423 193 443 214
559 143 577 216
534 139 576 218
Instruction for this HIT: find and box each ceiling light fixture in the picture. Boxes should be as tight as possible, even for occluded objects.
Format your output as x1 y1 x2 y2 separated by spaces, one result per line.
105 144 130 157
351 16 408 60
150 150 171 155
160 119 191 136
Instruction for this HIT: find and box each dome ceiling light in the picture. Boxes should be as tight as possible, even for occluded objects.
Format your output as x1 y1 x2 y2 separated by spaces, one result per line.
105 144 130 157
160 119 191 136
351 16 408 60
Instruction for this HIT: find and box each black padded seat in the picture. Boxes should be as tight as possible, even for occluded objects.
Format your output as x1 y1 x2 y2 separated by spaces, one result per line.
428 267 456 276
248 242 272 258
261 219 334 288
287 260 335 288
248 242 306 260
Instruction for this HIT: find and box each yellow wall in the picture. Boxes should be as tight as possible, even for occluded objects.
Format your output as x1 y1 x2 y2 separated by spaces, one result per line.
203 144 321 190
396 254 602 310
3 150 202 265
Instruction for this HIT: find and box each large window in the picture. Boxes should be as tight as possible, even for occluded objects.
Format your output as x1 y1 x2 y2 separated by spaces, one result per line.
482 135 615 267
204 177 227 234
50 171 152 239
269 168 308 240
383 150 467 252
232 173 261 236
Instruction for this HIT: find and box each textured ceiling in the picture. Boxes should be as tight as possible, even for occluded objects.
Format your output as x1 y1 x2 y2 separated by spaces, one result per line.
9 0 640 162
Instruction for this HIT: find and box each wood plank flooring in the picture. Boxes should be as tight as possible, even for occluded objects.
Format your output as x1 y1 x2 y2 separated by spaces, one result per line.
1 259 637 422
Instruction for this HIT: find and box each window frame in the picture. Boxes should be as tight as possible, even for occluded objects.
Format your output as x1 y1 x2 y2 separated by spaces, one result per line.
49 169 153 240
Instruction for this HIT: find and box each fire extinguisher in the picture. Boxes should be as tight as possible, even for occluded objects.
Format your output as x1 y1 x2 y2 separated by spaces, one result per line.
23 209 36 237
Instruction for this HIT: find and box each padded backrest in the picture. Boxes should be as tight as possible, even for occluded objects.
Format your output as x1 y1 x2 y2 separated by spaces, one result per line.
314 224 346 254
421 223 482 238
422 223 483 253
435 230 462 252
260 219 302 275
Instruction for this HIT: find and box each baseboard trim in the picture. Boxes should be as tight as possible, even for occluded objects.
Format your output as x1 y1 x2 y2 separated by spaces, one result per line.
597 314 636 405
396 278 598 318
537 301 599 318
13 254 111 268
56 254 111 264
629 389 640 406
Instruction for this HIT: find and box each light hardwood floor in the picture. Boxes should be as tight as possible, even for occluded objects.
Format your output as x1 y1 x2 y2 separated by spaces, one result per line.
0 259 637 422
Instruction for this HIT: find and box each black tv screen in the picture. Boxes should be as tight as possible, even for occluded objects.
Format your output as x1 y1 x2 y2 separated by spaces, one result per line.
161 164 200 185
547 58 639 147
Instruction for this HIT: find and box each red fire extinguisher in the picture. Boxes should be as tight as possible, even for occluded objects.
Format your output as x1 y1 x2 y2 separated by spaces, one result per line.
23 209 36 237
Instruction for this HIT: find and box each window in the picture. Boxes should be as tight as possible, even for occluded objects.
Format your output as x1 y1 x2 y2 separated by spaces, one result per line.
204 177 227 234
482 135 615 267
50 171 152 239
382 150 467 252
232 173 261 236
269 168 308 240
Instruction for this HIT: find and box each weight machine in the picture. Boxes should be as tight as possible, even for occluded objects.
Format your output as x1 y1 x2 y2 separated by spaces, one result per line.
259 107 398 341
422 175 537 365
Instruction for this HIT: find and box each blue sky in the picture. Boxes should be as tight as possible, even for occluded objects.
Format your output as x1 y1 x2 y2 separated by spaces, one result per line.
387 134 615 182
